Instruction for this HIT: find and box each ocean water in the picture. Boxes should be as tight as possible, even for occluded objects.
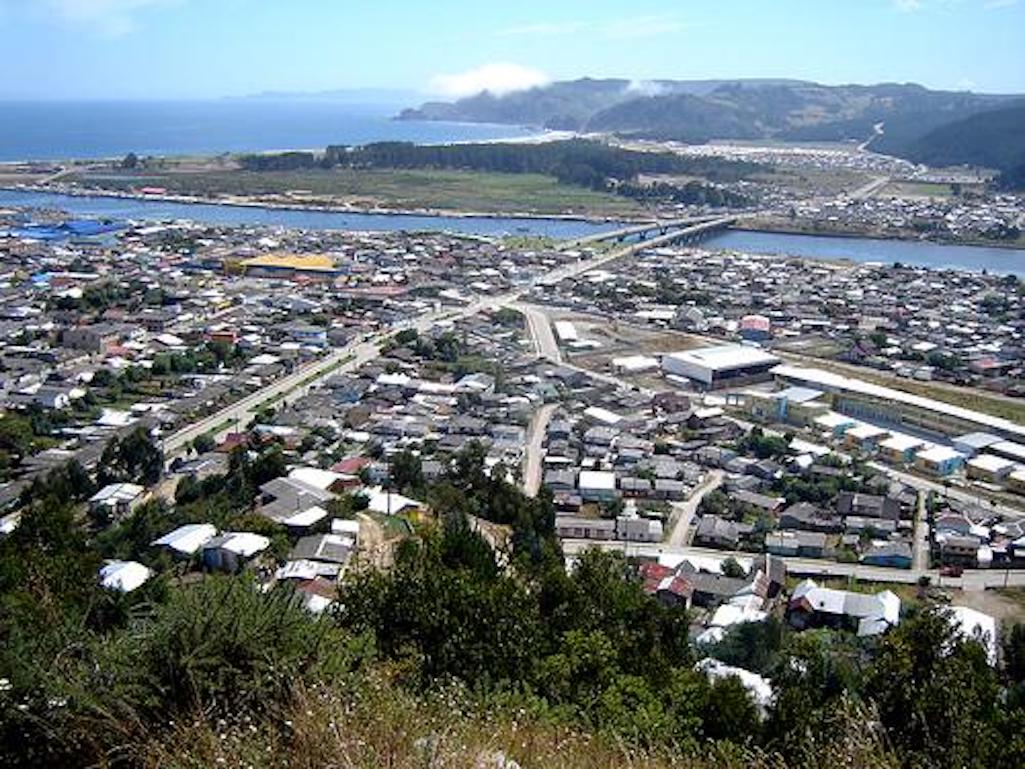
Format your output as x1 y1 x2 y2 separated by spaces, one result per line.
0 100 537 161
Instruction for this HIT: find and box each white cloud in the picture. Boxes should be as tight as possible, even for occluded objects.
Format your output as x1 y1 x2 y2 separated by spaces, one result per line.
1 0 174 36
500 15 684 40
626 79 670 97
429 62 550 98
893 0 923 11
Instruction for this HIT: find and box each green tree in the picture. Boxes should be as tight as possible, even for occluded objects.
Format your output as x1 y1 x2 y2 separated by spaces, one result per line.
390 450 423 493
867 608 1001 768
96 427 163 488
191 433 216 455
720 557 745 579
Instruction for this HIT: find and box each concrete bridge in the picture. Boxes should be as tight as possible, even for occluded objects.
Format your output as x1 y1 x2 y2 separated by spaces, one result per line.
639 215 739 248
537 215 740 288
558 215 724 251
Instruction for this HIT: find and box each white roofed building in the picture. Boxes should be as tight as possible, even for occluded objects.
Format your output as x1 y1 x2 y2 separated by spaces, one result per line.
202 532 271 572
788 578 900 637
152 523 218 557
88 482 145 521
578 470 618 501
99 560 152 593
662 345 780 389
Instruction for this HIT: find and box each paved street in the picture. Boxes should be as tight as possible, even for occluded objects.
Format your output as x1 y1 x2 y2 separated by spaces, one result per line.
162 339 380 460
665 470 724 547
913 490 930 571
516 303 562 363
522 403 557 497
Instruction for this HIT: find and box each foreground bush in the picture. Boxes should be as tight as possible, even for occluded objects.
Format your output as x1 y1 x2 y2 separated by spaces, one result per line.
0 577 367 767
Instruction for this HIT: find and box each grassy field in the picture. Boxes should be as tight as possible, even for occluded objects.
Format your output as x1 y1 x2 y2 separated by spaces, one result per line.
880 181 956 199
66 167 645 217
754 166 874 197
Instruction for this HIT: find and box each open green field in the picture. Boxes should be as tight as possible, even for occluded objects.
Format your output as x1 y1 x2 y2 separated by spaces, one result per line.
65 167 645 217
880 181 957 199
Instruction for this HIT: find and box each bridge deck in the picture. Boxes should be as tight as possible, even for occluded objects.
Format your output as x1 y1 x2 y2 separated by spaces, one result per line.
558 215 720 251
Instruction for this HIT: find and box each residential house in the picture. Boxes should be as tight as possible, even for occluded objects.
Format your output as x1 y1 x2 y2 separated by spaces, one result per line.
788 578 901 636
778 502 842 534
151 523 218 557
837 492 901 521
556 515 616 540
202 532 271 572
765 530 827 558
88 482 145 522
861 542 912 569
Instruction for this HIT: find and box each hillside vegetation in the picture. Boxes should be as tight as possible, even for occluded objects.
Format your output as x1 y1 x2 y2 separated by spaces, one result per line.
5 445 1025 767
400 78 1025 181
895 105 1025 188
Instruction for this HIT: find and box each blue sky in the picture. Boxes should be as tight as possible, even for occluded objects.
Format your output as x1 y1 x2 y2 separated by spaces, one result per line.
0 0 1022 99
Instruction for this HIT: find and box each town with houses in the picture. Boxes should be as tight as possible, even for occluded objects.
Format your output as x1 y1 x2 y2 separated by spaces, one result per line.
618 138 1025 244
6 0 1025 762
2 197 1025 697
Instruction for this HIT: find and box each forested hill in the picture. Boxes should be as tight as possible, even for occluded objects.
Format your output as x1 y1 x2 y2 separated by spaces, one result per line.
894 105 1025 189
400 78 1024 179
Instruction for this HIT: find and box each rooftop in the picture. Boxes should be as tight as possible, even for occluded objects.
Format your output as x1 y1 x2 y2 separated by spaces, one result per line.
666 344 780 372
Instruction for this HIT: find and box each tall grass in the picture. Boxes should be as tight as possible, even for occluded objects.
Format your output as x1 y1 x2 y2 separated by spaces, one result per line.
137 673 898 769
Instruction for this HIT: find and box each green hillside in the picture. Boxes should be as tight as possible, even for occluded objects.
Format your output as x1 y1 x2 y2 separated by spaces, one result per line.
400 78 1023 178
896 105 1025 186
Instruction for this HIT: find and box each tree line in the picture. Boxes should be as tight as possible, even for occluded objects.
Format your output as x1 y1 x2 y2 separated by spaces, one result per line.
237 140 760 205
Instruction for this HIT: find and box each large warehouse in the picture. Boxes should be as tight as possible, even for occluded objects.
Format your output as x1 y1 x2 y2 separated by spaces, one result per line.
662 344 780 389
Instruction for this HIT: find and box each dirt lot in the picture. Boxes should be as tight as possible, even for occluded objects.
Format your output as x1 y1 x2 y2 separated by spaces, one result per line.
549 311 708 387
355 512 411 569
957 589 1025 624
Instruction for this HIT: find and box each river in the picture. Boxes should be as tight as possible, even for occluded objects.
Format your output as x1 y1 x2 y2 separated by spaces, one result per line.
0 189 620 239
2 188 1023 274
704 229 1025 276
